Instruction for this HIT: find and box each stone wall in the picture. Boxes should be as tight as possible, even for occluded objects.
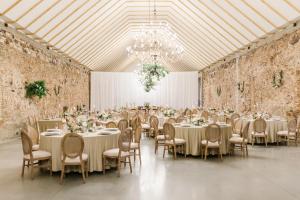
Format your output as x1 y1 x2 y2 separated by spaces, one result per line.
202 29 300 115
0 26 90 142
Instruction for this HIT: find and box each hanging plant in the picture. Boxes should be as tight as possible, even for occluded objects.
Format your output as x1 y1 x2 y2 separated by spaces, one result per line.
216 86 222 97
237 81 245 93
272 70 283 88
138 63 169 92
25 80 47 99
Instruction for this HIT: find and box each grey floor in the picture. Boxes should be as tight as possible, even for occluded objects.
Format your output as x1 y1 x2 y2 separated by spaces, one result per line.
1 138 300 200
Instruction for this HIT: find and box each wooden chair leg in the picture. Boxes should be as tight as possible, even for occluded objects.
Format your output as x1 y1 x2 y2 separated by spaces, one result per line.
265 136 268 147
173 145 177 160
219 147 223 160
102 156 106 174
60 163 65 184
155 140 158 154
134 149 136 163
49 159 52 176
117 158 121 177
138 147 142 165
80 162 86 183
21 159 25 177
128 156 132 173
204 147 208 160
30 160 34 180
252 136 254 146
163 145 166 158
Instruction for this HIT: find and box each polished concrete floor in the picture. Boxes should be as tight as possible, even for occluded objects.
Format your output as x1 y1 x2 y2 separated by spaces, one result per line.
1 138 300 200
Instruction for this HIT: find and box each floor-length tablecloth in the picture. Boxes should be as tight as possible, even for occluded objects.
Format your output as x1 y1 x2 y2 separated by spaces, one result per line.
39 130 120 172
174 125 232 156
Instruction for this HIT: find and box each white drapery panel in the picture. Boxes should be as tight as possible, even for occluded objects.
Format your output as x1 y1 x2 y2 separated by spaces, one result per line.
91 72 198 111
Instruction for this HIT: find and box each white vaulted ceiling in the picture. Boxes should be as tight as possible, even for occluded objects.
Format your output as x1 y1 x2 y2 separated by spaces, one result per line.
1 0 300 71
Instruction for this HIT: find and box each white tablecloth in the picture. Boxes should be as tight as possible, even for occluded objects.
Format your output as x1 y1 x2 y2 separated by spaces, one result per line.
39 129 120 172
174 124 232 156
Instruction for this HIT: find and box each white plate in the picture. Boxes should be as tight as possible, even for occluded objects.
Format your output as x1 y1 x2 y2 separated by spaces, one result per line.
47 129 61 132
104 128 118 131
44 132 61 136
98 132 112 135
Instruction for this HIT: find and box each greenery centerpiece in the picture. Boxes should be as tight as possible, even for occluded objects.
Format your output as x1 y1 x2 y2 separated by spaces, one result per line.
163 108 176 117
25 80 47 99
192 117 205 126
97 112 112 121
137 63 169 92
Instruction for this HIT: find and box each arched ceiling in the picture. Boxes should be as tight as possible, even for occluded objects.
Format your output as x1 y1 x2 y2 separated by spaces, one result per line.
1 0 300 71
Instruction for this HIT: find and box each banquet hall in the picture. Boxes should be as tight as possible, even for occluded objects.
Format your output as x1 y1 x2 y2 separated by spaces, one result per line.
0 0 300 200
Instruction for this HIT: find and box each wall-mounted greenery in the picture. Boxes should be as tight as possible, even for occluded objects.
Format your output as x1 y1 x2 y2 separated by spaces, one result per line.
237 81 245 93
216 86 222 96
272 70 283 88
25 80 47 99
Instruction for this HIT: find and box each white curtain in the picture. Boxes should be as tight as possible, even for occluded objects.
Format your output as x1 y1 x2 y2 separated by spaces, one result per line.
91 71 198 111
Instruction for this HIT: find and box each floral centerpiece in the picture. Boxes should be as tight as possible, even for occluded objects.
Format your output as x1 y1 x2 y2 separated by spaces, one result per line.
97 112 112 121
144 102 150 110
224 108 234 114
65 115 81 133
163 108 176 117
192 117 205 126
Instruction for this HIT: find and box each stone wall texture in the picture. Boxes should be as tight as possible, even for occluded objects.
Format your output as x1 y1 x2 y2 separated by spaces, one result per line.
202 29 300 115
0 27 90 142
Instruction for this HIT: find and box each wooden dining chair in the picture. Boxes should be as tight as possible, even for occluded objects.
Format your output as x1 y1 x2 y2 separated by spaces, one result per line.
167 118 176 124
118 119 128 133
201 123 222 160
130 125 142 165
229 122 250 156
277 119 298 146
251 118 268 147
163 123 186 159
60 133 88 184
106 121 117 128
103 128 133 177
21 130 52 180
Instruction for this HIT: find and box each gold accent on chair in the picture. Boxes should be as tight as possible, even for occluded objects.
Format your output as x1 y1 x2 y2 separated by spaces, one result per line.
131 125 142 165
60 133 88 184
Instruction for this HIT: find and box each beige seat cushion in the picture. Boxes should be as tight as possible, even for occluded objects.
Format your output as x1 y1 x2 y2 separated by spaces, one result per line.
156 135 166 140
32 144 40 151
103 148 130 157
142 124 150 129
229 137 247 144
201 140 220 148
277 131 296 136
63 153 88 164
251 132 267 137
232 133 240 137
24 150 51 160
130 142 139 149
165 138 186 145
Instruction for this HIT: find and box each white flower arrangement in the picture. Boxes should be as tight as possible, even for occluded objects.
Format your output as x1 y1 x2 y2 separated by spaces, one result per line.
97 112 112 121
163 108 176 117
192 117 205 126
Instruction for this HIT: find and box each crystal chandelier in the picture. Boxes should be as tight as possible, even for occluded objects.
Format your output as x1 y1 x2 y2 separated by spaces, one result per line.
126 0 184 65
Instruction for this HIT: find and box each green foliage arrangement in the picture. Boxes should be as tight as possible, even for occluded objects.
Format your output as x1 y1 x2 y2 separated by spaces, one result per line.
25 80 47 99
138 63 169 92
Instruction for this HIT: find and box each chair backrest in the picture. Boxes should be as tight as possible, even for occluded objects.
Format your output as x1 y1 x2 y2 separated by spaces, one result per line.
121 111 129 120
118 128 132 153
201 111 209 120
233 118 242 133
231 113 240 121
288 119 297 133
211 114 218 122
118 119 128 133
253 118 267 133
26 124 39 145
21 130 33 157
61 133 84 160
184 108 192 116
241 122 250 140
131 115 141 130
167 118 176 124
134 125 142 143
175 116 185 123
150 116 159 136
205 123 221 143
106 121 117 128
163 123 175 140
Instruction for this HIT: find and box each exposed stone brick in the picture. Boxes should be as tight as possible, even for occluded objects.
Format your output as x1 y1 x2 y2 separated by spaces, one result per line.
0 28 90 141
202 29 300 116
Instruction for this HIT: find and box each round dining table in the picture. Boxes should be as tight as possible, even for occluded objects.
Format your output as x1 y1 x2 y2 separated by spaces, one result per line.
174 123 232 156
39 128 120 172
239 118 288 143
